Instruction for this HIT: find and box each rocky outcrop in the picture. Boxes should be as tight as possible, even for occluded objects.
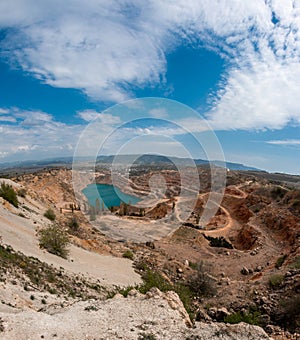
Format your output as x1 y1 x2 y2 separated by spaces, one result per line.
0 288 271 340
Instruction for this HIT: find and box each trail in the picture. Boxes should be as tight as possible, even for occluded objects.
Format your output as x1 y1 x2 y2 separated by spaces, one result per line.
204 205 234 237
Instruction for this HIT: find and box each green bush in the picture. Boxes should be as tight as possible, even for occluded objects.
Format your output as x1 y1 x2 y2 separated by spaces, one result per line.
189 261 198 270
138 269 172 294
203 235 233 249
68 216 79 231
38 224 70 259
275 254 287 269
44 209 56 221
108 267 196 320
291 256 300 269
0 182 18 207
224 309 261 326
269 274 284 289
122 250 134 260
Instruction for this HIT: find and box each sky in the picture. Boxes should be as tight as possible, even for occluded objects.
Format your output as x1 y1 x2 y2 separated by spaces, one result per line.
0 0 300 174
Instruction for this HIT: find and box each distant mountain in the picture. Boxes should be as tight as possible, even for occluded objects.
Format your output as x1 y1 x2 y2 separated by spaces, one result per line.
0 154 261 172
96 154 261 171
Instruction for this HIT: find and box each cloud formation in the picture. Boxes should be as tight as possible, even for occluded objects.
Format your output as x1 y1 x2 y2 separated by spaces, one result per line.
0 108 81 161
266 139 300 145
0 0 300 132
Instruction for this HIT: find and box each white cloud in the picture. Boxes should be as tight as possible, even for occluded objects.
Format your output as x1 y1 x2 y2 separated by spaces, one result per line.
77 110 122 126
205 0 300 130
266 139 300 145
207 61 300 130
77 110 101 122
0 116 16 123
149 108 168 119
0 107 83 161
0 0 300 132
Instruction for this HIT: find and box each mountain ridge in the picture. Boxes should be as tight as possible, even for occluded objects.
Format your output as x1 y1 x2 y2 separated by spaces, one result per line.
0 154 261 172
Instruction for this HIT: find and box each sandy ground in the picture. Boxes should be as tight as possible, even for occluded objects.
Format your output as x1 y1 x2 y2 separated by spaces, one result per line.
0 193 141 287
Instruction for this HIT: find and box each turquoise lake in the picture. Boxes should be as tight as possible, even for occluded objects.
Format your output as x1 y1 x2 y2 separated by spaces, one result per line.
82 183 141 208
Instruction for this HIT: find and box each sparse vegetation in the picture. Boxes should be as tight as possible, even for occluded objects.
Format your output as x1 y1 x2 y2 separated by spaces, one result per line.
277 295 300 332
224 308 262 326
138 269 172 294
187 261 217 297
89 205 96 221
68 216 79 231
44 208 56 221
38 224 70 259
275 254 287 269
138 333 157 340
108 267 195 319
0 182 18 207
203 235 233 249
135 260 148 272
0 244 105 299
291 255 300 269
0 318 4 332
189 261 197 270
122 250 134 260
18 188 27 198
271 186 288 200
269 274 284 289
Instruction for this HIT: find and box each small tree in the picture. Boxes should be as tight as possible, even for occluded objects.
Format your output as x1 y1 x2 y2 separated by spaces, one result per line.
0 182 18 207
38 224 70 259
95 198 101 214
89 205 96 221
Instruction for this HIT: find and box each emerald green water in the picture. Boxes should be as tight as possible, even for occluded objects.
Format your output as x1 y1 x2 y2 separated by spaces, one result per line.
82 183 140 208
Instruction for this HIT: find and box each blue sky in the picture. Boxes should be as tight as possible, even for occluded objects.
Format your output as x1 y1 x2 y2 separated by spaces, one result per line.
0 0 300 174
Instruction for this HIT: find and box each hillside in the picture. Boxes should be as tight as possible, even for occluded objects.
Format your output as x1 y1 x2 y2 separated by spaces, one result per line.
0 168 299 339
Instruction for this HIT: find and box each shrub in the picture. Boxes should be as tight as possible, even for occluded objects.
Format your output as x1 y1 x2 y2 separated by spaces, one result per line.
18 188 26 198
291 256 300 269
277 295 300 332
187 261 217 297
108 268 196 320
0 182 18 207
269 274 284 289
68 216 79 231
271 186 288 200
224 309 261 326
122 250 134 260
275 254 287 269
189 261 198 270
203 235 233 249
134 261 148 272
38 224 70 259
138 269 172 294
44 209 56 221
